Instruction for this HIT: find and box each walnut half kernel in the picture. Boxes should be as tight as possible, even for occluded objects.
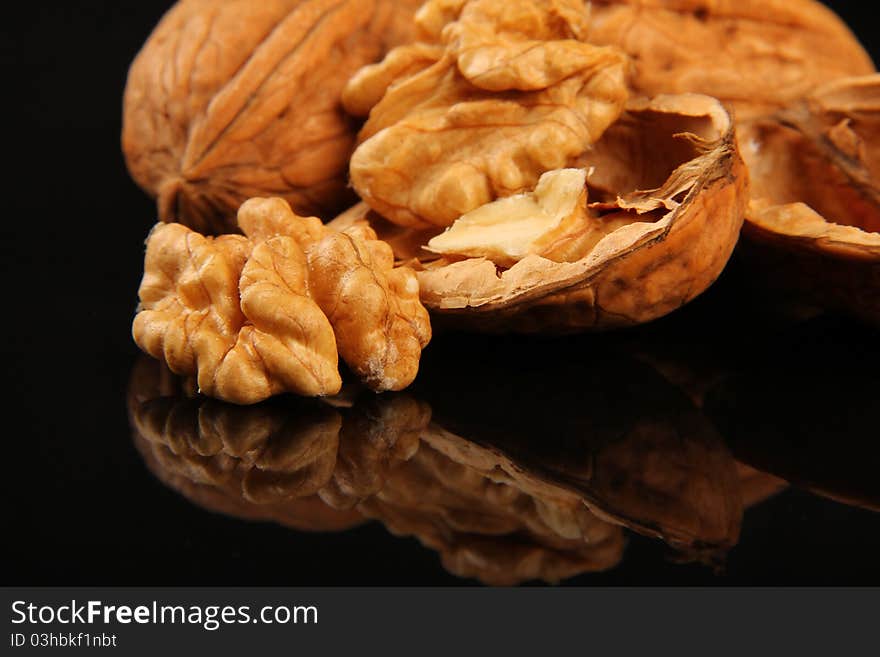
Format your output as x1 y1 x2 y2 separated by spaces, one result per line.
132 198 431 404
425 168 634 267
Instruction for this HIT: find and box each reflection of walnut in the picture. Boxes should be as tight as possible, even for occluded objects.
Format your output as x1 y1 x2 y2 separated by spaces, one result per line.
359 435 624 585
128 357 431 529
319 394 430 510
133 199 431 403
343 0 629 228
122 0 425 233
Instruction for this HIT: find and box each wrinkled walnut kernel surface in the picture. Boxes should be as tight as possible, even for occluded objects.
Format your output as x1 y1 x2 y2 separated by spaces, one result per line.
133 199 431 403
344 0 629 228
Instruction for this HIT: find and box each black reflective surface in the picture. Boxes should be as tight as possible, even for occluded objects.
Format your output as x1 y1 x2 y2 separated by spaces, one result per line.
5 1 880 585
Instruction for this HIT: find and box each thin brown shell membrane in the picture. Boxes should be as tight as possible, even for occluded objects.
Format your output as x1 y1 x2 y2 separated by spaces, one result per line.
336 94 746 333
585 0 875 121
122 0 423 234
739 76 880 325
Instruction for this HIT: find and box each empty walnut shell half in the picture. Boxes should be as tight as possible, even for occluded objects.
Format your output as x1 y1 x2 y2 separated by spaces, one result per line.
122 0 422 234
585 0 874 120
336 93 746 332
739 76 880 325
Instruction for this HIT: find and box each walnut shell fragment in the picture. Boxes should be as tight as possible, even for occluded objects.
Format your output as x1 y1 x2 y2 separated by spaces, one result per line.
133 198 431 403
584 0 875 121
739 76 880 325
340 94 746 332
122 0 423 233
343 0 630 228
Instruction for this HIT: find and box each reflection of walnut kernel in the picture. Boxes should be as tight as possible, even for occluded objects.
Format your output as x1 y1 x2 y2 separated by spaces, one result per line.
133 199 431 403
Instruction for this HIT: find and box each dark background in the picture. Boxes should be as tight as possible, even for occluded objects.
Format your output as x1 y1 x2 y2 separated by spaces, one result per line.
3 1 880 585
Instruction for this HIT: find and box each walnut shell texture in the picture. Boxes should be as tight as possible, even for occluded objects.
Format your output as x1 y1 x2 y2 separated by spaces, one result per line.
585 0 875 120
341 94 747 332
122 0 423 234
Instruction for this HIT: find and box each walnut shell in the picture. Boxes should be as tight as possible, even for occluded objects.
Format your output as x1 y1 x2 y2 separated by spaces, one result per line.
738 76 880 325
585 0 875 120
122 0 423 233
336 93 747 332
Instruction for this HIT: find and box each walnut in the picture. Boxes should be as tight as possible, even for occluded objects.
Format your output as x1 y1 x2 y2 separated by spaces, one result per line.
343 0 630 228
584 0 874 120
335 93 746 332
122 0 424 234
560 1 878 324
132 222 342 403
133 198 431 403
738 76 880 325
237 198 432 392
425 168 632 267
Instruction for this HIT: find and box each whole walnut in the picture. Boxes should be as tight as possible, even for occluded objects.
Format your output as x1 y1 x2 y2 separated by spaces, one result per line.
122 0 423 234
585 0 874 120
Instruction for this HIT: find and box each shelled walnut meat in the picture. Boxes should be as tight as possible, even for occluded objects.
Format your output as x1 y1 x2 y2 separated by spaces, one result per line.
122 0 424 233
132 198 431 404
343 0 630 229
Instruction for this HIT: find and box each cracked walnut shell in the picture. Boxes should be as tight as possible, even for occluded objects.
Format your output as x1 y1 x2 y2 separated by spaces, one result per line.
738 76 880 325
122 0 423 233
335 93 746 332
133 199 431 403
343 0 630 229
